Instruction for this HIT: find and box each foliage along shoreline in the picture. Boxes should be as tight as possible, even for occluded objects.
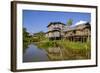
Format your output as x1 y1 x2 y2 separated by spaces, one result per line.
23 27 91 60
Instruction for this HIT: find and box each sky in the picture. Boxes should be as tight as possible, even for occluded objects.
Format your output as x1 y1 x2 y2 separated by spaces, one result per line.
23 10 91 34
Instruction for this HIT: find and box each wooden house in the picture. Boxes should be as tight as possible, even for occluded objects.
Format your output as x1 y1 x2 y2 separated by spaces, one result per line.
46 21 91 42
46 22 65 40
65 22 91 42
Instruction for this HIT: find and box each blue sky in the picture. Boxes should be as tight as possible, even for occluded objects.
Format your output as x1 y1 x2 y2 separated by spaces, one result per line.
23 10 91 34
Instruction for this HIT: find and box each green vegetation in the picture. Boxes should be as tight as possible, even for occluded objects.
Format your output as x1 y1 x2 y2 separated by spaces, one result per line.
34 39 90 50
31 31 46 42
34 40 56 49
23 28 32 53
23 28 31 42
67 18 73 26
23 27 91 60
33 38 91 60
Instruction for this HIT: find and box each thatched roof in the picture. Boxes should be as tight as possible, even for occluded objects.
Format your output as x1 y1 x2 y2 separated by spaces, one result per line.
46 29 60 33
47 22 65 27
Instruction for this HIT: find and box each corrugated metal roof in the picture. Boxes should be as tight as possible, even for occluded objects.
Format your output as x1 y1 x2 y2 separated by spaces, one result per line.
64 22 90 32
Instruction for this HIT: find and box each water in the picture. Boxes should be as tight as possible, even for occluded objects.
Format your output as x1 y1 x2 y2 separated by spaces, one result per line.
23 44 49 62
23 43 90 62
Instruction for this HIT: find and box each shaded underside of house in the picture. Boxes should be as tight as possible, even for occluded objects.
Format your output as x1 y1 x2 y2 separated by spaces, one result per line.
46 29 62 40
65 35 91 42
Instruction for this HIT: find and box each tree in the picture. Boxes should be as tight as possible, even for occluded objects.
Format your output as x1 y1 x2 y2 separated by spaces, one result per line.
23 28 29 37
67 19 73 26
33 31 45 41
23 28 30 42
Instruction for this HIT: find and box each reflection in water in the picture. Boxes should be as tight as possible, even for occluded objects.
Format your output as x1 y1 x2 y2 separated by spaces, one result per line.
23 43 89 62
23 43 64 62
23 42 30 53
23 44 49 62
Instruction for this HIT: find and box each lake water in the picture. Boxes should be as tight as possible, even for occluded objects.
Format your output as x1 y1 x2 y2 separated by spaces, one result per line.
23 43 89 62
23 44 49 62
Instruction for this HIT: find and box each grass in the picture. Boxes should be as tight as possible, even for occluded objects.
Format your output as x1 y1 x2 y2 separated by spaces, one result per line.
33 39 91 60
35 39 90 50
58 40 90 50
23 36 91 60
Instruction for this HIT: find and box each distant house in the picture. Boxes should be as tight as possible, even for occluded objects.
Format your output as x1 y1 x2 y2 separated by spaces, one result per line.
45 22 65 40
46 21 91 42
